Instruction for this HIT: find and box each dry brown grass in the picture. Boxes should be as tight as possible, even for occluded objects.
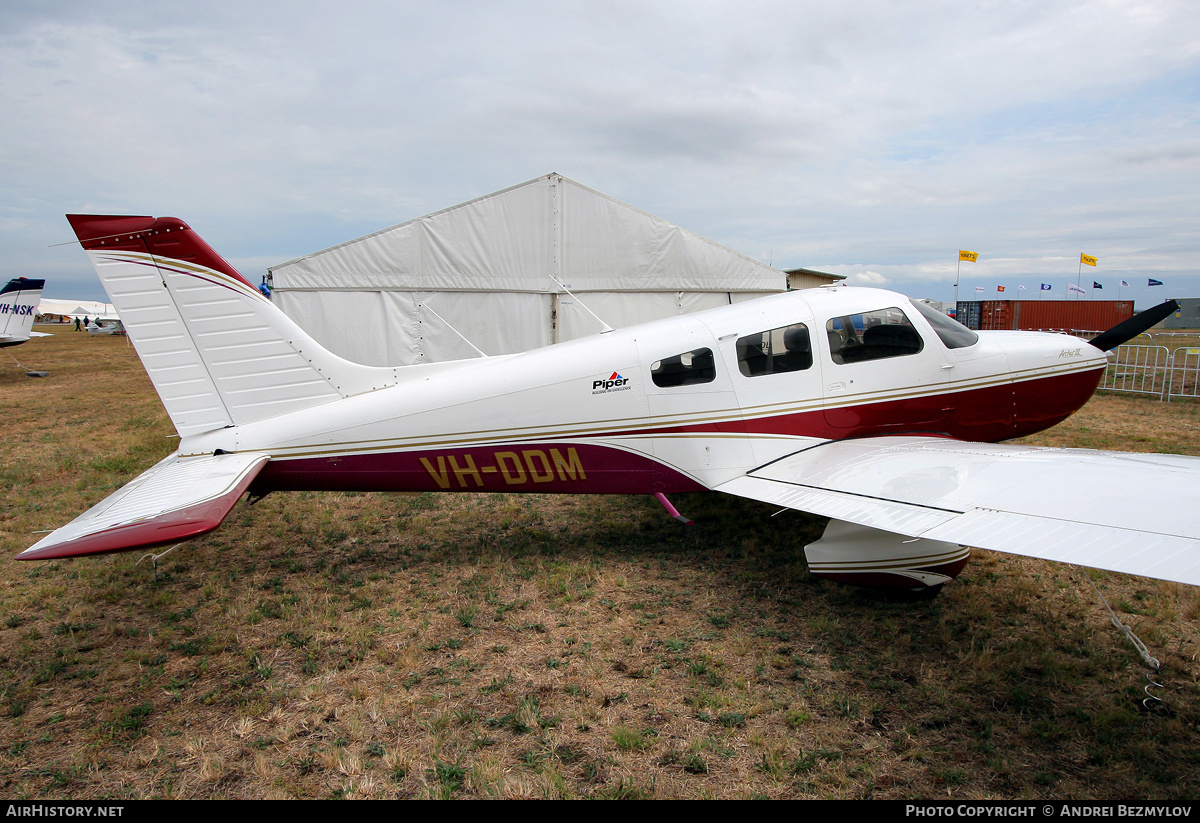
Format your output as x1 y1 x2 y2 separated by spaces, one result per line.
0 329 1198 799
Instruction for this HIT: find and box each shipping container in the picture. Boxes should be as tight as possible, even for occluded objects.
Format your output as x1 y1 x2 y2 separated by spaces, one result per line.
954 300 1133 332
1162 297 1200 330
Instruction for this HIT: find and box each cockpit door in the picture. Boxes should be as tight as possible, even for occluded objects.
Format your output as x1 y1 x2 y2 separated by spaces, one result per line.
819 306 953 435
721 319 826 465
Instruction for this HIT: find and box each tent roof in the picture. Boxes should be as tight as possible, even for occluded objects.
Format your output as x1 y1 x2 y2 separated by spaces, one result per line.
270 174 784 293
38 298 115 318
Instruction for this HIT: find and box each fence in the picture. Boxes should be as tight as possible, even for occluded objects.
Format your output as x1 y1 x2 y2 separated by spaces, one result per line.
1099 345 1172 399
1024 329 1200 402
1095 336 1200 402
1167 346 1200 401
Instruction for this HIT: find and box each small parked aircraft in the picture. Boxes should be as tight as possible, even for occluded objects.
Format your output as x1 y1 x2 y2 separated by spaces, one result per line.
0 277 47 348
85 316 125 335
18 215 1200 594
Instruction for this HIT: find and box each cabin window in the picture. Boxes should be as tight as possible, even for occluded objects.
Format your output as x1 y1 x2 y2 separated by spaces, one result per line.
651 347 717 388
827 307 923 364
909 299 979 349
736 324 812 377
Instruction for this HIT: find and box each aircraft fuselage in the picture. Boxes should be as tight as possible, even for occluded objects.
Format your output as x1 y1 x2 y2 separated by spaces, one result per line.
173 287 1107 498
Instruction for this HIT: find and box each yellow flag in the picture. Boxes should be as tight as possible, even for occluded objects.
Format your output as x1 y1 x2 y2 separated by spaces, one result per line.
1081 253 1098 267
959 250 978 262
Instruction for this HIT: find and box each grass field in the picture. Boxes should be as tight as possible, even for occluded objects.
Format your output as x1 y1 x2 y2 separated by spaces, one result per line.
0 327 1197 799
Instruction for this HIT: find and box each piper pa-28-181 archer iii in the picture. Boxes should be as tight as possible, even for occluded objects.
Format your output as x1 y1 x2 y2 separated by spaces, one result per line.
19 215 1200 594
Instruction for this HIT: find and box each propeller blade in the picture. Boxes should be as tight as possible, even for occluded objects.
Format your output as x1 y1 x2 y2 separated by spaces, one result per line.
1087 300 1179 353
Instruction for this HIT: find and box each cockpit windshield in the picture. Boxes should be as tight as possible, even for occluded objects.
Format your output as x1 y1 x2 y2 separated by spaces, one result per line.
909 300 979 349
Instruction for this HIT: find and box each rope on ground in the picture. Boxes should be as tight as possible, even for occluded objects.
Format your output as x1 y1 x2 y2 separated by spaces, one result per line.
1078 566 1167 711
136 543 184 580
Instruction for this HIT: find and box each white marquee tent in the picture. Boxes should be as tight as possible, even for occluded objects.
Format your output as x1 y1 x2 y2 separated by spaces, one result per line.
268 174 787 366
38 298 115 319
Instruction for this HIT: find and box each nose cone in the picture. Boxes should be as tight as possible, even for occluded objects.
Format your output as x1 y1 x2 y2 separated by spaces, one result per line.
1001 332 1108 436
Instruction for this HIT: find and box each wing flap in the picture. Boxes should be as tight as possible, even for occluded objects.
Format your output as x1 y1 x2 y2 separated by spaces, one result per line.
920 509 1200 585
717 475 956 536
19 452 269 560
716 436 1200 587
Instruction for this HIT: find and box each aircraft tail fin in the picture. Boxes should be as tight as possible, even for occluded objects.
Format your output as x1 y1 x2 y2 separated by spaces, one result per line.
0 277 45 347
65 215 397 437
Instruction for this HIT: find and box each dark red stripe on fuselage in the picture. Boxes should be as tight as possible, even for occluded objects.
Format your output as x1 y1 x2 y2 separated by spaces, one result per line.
251 367 1104 496
598 366 1103 443
254 442 708 495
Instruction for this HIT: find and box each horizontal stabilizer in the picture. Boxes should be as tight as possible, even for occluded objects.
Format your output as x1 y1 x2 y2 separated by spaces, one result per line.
19 452 269 560
717 436 1200 587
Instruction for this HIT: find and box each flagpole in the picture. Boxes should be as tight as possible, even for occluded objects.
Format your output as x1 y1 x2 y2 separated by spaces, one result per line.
955 258 960 306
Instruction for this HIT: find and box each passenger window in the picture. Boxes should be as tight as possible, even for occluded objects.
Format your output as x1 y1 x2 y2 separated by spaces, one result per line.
651 348 716 388
736 324 812 377
827 308 923 364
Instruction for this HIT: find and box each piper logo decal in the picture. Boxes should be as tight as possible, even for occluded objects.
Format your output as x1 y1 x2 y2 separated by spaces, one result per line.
419 447 587 489
592 372 630 394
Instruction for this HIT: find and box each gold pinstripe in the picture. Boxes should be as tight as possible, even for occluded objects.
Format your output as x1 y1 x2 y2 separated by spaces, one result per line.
182 359 1105 461
93 251 266 301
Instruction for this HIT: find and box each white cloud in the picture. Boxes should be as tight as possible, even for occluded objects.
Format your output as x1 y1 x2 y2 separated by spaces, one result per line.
1 0 1197 310
845 270 889 286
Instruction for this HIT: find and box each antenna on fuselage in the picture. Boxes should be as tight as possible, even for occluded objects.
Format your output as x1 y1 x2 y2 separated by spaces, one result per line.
416 301 488 358
549 275 614 334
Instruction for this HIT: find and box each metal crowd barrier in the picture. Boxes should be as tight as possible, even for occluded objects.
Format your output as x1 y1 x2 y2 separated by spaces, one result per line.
1100 345 1172 400
1167 345 1200 401
1096 338 1200 402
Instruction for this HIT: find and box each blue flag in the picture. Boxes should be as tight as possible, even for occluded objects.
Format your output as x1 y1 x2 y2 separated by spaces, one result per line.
1149 278 1163 286
1093 281 1102 289
1040 283 1052 291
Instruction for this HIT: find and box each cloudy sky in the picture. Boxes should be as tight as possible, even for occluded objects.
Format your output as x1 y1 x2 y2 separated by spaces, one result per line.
3 0 1198 308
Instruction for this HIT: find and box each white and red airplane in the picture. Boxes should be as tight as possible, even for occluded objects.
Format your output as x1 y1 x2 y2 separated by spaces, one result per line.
0 277 46 348
18 215 1200 593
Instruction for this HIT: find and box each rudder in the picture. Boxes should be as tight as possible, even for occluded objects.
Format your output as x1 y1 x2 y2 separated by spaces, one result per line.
66 215 396 437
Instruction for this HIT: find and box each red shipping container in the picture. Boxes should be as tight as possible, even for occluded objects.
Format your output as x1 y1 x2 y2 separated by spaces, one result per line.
972 300 1133 332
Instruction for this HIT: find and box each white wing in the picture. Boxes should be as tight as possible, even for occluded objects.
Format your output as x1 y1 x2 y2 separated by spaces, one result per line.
716 436 1200 586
